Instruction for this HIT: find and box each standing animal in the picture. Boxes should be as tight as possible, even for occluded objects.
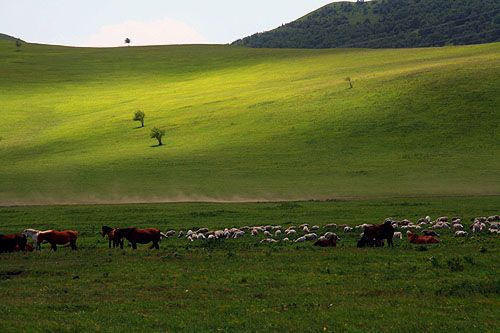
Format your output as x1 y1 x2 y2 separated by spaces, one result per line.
114 227 162 250
357 221 395 248
37 230 79 251
0 234 27 253
407 232 439 244
22 229 48 250
101 226 124 249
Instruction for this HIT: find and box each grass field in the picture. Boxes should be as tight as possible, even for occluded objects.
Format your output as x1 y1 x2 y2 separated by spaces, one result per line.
0 41 499 204
0 197 499 332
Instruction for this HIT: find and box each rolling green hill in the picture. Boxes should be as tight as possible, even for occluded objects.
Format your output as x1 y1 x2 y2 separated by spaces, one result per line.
0 40 499 204
0 33 20 42
234 0 500 48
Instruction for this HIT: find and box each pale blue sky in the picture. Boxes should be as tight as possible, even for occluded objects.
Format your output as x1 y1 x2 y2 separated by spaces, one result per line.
0 0 356 46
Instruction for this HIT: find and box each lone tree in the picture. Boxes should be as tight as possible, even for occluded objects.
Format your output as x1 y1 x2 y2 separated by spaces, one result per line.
133 110 145 127
15 39 22 50
345 77 353 89
125 38 131 46
150 127 165 146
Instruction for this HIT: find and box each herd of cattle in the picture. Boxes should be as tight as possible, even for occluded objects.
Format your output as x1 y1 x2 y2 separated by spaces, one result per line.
1 215 499 253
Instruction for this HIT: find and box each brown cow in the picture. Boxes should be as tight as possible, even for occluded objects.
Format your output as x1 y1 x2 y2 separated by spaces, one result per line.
0 234 27 253
114 227 163 250
37 230 79 251
407 232 439 244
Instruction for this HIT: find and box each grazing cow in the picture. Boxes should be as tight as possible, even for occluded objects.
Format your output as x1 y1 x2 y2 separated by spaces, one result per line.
407 232 439 244
0 234 27 253
357 221 395 248
114 228 162 250
37 230 78 251
101 226 124 249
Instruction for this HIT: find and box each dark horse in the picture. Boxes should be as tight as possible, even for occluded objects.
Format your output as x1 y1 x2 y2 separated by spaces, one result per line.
101 226 124 249
114 228 163 250
357 221 395 248
0 234 27 253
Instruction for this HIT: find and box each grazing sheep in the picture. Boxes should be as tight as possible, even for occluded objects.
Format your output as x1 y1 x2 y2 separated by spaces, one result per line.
323 232 338 240
393 232 403 239
325 223 337 229
165 230 176 237
423 230 440 237
197 228 209 234
314 234 338 247
311 225 320 231
286 229 297 236
299 224 309 229
260 238 278 244
187 236 194 242
178 231 184 238
489 222 499 230
275 230 282 237
264 231 272 237
425 216 431 223
282 238 290 242
251 229 259 236
303 226 310 234
344 226 353 233
453 224 464 231
304 233 318 241
207 234 215 240
295 236 307 243
455 231 468 237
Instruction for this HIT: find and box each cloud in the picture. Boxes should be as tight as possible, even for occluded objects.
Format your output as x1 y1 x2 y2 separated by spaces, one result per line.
85 17 208 47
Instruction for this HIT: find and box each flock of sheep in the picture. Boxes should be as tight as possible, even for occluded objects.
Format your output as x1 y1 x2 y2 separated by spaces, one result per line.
159 214 500 245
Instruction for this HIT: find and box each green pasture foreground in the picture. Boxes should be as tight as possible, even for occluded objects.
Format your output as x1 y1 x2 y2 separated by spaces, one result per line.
0 197 499 332
0 41 499 204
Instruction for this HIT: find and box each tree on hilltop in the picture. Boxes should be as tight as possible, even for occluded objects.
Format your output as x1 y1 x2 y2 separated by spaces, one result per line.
133 110 145 127
15 39 22 50
125 38 131 46
150 127 165 146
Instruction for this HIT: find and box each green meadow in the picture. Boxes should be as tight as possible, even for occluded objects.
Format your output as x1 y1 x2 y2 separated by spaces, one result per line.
0 41 499 204
0 197 499 332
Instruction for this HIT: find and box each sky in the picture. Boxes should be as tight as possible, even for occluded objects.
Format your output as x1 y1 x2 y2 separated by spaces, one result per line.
0 0 356 47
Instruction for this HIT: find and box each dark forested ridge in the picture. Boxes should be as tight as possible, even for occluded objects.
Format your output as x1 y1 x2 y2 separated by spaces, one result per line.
233 0 500 48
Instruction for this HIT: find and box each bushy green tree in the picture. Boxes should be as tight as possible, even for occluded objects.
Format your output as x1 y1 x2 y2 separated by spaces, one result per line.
125 38 131 46
150 127 165 146
133 111 145 127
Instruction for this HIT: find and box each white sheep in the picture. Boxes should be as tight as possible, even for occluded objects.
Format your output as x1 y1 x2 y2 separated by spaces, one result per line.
295 236 307 243
286 229 297 236
260 238 278 244
251 229 259 236
264 231 272 237
304 233 318 241
282 238 290 242
311 225 320 231
393 232 403 239
325 223 337 229
275 230 282 237
453 224 464 231
455 231 468 237
303 226 310 234
344 226 353 233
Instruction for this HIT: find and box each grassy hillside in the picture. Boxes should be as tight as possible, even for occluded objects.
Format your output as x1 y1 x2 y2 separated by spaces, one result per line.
234 0 500 48
0 41 499 204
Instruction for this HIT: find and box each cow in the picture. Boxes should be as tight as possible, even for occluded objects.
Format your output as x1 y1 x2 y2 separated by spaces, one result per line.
407 232 439 244
357 220 394 248
0 234 27 253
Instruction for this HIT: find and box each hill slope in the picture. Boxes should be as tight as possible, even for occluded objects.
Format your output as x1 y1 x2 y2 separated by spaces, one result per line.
0 33 20 42
233 0 500 48
0 41 499 204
